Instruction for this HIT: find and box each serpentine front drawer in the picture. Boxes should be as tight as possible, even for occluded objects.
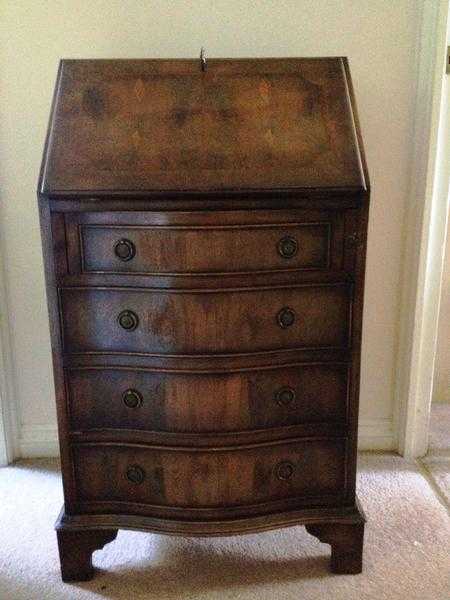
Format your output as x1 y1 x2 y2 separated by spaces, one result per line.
66 363 350 435
59 283 352 356
72 438 348 515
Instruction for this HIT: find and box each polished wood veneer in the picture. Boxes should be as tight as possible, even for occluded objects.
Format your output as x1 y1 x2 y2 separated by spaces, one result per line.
39 57 369 581
66 363 349 434
73 438 347 511
81 222 332 274
60 283 352 355
40 59 365 194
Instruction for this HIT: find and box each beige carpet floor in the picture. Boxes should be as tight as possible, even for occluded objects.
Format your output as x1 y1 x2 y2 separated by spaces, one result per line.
420 403 450 506
0 452 449 600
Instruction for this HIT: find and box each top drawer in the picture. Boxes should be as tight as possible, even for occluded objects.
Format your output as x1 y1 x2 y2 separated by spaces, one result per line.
64 209 345 276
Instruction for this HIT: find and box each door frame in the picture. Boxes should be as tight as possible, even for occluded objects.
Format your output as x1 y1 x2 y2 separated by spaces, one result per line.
0 243 18 465
396 0 450 458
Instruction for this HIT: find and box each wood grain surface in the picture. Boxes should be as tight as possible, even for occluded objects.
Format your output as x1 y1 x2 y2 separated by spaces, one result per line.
38 56 369 579
40 58 366 194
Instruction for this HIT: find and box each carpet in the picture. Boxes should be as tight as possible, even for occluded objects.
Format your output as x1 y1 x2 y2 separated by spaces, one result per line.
420 403 450 506
0 452 448 600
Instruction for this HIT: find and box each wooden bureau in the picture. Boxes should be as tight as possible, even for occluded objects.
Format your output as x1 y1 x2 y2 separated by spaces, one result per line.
38 57 370 581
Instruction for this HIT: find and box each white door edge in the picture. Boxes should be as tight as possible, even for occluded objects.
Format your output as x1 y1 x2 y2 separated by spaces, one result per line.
395 0 450 458
0 243 19 465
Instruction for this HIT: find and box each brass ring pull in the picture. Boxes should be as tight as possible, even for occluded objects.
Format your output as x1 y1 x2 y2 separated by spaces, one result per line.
277 307 296 329
276 461 295 481
114 238 136 262
118 310 139 331
122 389 143 409
275 387 296 408
126 465 145 484
278 236 298 258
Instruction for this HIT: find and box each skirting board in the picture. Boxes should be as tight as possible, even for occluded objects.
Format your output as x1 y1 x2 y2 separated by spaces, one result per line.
357 418 396 451
18 418 397 458
19 424 59 458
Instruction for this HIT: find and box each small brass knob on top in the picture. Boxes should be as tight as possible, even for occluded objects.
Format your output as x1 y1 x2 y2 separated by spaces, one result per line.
200 47 207 71
114 238 136 262
118 310 139 331
276 461 295 481
126 465 145 485
277 307 296 329
278 236 298 259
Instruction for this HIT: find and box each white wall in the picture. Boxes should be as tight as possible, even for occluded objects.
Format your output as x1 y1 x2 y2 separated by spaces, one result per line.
433 19 450 406
0 1 421 456
434 212 450 403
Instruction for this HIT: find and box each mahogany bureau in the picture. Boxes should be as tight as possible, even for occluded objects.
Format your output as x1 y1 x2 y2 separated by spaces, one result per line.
38 57 370 581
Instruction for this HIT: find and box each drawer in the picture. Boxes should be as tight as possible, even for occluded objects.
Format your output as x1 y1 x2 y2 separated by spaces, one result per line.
59 283 352 355
65 210 345 276
67 364 349 434
73 438 347 509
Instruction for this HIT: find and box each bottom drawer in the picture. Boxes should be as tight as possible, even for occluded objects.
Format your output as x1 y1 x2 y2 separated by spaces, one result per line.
73 439 347 512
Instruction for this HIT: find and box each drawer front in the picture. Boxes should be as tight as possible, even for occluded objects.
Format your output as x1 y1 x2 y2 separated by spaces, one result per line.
68 210 344 276
67 364 349 433
73 439 347 509
60 283 352 355
81 224 331 274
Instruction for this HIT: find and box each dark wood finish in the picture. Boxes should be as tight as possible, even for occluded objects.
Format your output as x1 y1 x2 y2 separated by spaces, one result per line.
81 222 332 275
55 512 117 582
59 283 352 355
72 438 347 511
66 363 349 434
39 57 369 581
64 208 345 279
306 521 364 574
40 58 366 195
56 500 365 537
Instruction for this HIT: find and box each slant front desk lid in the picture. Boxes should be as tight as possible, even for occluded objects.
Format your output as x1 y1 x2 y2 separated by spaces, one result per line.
40 58 367 195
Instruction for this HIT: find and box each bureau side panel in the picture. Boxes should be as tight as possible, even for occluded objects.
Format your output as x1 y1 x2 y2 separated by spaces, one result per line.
38 198 77 510
344 201 370 502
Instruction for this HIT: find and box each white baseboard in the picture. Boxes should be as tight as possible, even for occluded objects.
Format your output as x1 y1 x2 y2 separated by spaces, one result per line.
357 417 397 451
19 424 59 458
18 417 397 458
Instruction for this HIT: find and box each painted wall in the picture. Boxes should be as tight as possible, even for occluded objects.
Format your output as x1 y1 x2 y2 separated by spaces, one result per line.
434 212 450 403
433 19 450 406
0 1 420 456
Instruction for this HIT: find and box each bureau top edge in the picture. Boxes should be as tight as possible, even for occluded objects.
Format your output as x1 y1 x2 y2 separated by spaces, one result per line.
38 57 369 197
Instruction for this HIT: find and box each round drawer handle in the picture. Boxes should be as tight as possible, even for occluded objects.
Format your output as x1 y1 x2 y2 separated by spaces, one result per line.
277 307 296 329
114 238 136 262
275 387 297 408
276 461 296 481
118 310 139 331
126 465 145 485
278 236 298 259
122 389 143 409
